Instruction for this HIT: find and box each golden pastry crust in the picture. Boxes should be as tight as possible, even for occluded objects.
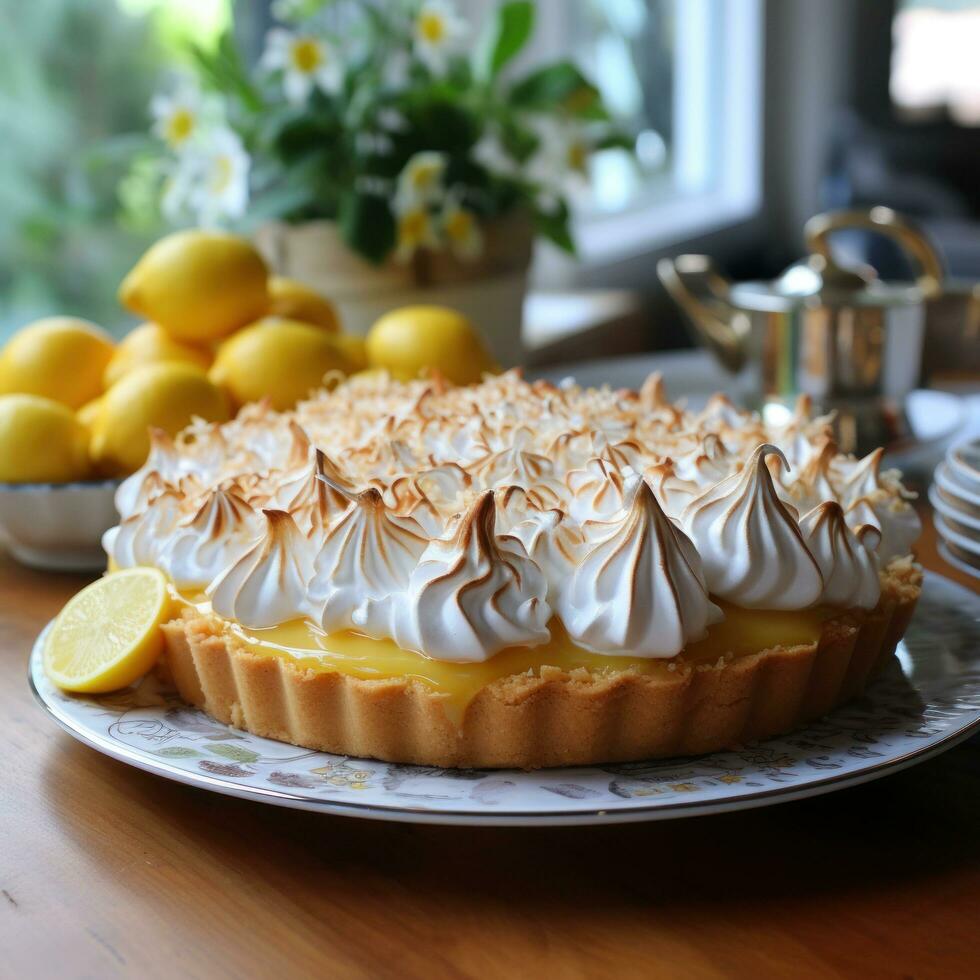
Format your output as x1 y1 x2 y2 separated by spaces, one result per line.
159 561 921 770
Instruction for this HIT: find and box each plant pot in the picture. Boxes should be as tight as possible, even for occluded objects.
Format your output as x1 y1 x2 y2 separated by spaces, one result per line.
254 211 534 367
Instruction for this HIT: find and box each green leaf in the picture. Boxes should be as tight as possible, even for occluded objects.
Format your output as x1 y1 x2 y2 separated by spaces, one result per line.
594 131 637 152
339 192 396 264
154 747 201 759
207 744 260 764
474 1 535 82
534 201 576 254
509 62 603 117
188 31 263 114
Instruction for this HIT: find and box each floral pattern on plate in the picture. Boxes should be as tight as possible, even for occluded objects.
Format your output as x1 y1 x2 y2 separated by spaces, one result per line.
30 572 980 826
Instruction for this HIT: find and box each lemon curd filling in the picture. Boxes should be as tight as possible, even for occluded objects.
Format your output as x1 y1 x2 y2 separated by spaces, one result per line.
169 585 834 717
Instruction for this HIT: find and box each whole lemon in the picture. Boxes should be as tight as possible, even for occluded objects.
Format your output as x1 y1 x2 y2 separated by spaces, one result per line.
77 395 104 431
0 394 90 483
104 322 212 388
333 333 368 372
0 317 114 409
90 362 229 475
365 306 495 384
267 276 340 332
118 231 269 343
210 317 354 411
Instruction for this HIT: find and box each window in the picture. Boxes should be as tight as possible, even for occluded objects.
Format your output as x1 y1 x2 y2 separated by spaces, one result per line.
890 0 980 126
529 0 764 266
1 0 765 338
0 0 232 341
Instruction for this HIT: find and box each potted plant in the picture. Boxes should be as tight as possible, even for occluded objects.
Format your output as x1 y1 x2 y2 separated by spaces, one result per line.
142 0 630 365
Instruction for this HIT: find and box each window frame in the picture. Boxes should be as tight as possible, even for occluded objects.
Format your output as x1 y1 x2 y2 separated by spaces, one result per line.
568 0 765 268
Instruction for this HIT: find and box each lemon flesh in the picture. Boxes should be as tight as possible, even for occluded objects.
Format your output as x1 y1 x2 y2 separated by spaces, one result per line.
0 393 90 483
267 276 340 332
44 567 171 693
0 316 114 410
365 305 495 384
119 231 269 343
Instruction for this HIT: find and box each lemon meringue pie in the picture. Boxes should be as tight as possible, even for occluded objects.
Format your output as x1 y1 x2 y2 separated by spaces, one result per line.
104 371 922 768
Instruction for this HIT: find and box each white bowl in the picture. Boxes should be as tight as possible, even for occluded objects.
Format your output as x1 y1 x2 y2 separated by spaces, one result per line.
0 479 118 571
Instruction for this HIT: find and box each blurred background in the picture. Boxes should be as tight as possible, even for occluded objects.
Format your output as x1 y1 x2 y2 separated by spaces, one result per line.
1 0 978 356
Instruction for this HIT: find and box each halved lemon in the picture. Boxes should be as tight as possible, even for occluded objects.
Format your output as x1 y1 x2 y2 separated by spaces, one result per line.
44 567 171 693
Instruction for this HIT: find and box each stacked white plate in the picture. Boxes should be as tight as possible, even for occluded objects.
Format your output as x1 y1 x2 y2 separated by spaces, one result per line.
930 437 980 579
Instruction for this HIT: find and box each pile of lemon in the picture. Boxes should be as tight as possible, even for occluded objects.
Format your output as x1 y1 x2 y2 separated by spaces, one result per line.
0 230 495 484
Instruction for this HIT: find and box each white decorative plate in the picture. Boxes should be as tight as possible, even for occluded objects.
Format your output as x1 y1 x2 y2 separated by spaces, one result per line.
30 572 980 826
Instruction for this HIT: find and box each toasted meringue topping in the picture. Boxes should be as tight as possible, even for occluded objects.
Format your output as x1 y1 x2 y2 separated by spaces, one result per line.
208 510 313 628
393 492 551 661
645 461 700 520
163 489 262 588
681 445 824 609
310 487 428 635
559 476 722 656
800 501 881 609
501 506 584 606
104 370 919 661
845 493 921 563
673 433 736 486
566 457 629 522
114 430 181 519
104 489 183 568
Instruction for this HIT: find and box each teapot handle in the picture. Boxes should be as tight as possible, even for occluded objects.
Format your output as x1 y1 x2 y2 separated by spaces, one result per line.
657 255 751 373
805 207 944 297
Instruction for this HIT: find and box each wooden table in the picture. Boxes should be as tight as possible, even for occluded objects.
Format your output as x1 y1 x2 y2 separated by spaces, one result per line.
2 512 978 979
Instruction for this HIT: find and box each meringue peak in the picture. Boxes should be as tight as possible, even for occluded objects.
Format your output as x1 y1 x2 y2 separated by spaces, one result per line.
681 444 824 609
207 509 312 628
310 485 429 634
639 371 667 410
559 476 721 656
393 491 552 661
800 501 881 608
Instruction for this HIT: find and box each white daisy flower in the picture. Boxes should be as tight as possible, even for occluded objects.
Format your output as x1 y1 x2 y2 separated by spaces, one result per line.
472 128 520 179
163 128 250 227
151 84 215 151
395 205 440 262
525 117 592 206
261 28 343 105
441 198 483 260
413 0 467 75
394 151 447 210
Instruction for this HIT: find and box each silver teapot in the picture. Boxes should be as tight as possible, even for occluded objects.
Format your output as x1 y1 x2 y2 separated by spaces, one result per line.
658 207 944 452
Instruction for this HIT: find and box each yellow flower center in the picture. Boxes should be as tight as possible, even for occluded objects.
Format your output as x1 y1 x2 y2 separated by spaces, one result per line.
567 140 588 173
445 208 474 242
399 209 429 245
290 37 324 74
410 163 440 191
165 108 195 147
418 11 447 44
